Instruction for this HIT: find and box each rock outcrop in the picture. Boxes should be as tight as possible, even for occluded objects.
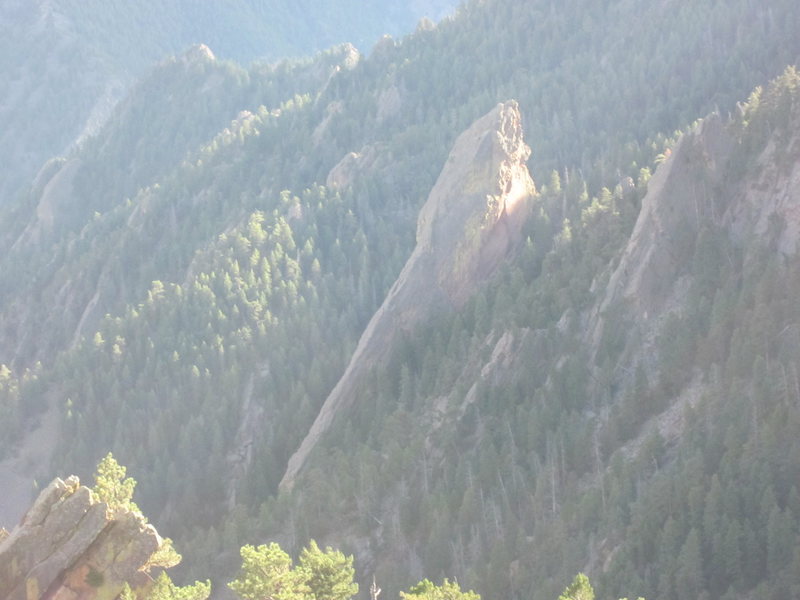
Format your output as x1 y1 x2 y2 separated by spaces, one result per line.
591 114 735 342
325 144 384 190
727 117 800 255
281 101 535 489
591 90 800 363
10 157 81 252
0 476 163 600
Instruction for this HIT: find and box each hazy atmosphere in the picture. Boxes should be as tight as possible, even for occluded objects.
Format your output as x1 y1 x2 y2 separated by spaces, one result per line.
1 2 800 600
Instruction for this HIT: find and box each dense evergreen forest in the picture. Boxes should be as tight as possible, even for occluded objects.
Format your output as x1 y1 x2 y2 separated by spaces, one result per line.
1 1 800 599
0 0 453 209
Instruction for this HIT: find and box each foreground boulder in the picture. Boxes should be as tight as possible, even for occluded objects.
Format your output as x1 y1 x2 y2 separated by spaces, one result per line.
0 476 162 600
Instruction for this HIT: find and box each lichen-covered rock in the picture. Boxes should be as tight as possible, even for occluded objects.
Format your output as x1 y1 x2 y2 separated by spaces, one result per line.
281 101 535 489
0 476 162 600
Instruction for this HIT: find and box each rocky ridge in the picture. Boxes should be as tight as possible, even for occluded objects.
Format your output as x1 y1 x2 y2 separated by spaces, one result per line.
0 476 165 600
280 100 535 489
591 96 800 367
592 114 735 337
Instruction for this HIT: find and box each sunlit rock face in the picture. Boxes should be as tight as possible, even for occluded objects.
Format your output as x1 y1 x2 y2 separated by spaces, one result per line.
281 101 535 489
0 477 163 600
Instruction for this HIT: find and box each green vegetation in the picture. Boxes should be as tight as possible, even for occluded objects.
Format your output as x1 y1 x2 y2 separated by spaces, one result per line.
0 0 442 203
238 70 800 600
86 567 105 588
0 1 799 600
229 540 357 600
229 543 304 600
90 454 210 599
146 573 212 600
93 452 140 514
119 573 212 600
401 579 479 600
228 542 485 600
558 575 593 600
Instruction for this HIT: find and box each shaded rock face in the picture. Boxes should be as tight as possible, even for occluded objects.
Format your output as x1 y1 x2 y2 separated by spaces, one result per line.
418 100 533 306
325 144 384 190
10 157 81 252
595 115 734 329
591 104 800 365
281 101 535 488
0 477 162 600
728 118 800 255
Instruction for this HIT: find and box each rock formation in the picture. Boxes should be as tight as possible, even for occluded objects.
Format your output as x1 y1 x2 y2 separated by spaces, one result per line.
281 101 535 489
591 94 800 363
591 114 735 340
10 157 81 251
325 144 384 190
0 476 164 600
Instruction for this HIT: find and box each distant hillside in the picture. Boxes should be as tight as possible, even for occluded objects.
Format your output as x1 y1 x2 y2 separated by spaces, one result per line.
0 0 457 204
1 1 799 600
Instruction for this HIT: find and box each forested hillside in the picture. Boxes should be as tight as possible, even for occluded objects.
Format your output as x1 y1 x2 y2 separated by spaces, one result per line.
274 70 800 600
1 1 800 600
0 0 454 205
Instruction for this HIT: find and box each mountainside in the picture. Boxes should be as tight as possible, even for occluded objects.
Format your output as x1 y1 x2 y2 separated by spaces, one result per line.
0 0 455 204
281 101 535 489
278 69 800 600
1 2 800 600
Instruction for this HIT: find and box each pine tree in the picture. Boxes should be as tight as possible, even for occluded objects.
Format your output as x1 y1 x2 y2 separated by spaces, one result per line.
147 572 211 600
400 578 480 600
297 540 359 600
675 529 703 600
92 452 139 514
228 543 306 600
557 574 593 600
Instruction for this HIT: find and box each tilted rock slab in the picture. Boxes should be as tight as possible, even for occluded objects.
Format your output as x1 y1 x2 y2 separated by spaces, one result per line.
592 114 734 334
281 101 535 489
0 476 161 600
590 103 800 360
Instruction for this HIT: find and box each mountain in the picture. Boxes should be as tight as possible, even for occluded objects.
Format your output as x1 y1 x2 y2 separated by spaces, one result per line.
0 0 456 205
1 1 800 600
271 70 800 600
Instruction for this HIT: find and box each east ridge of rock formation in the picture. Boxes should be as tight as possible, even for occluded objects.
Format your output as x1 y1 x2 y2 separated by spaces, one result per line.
281 101 535 489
